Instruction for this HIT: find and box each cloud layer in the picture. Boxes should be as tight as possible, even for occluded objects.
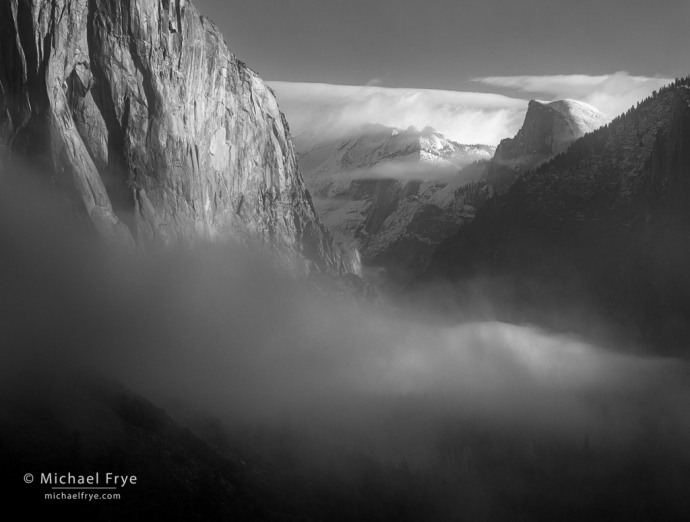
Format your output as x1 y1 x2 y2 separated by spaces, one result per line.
473 71 674 120
270 73 673 150
269 82 527 147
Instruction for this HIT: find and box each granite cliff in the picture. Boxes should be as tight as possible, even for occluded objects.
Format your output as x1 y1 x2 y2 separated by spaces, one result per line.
0 0 355 277
486 99 609 191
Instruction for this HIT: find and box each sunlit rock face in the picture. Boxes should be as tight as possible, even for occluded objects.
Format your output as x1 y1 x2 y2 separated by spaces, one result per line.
0 0 356 277
487 99 610 191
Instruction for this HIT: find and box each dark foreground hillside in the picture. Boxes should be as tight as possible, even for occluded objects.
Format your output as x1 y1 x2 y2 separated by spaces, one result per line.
424 79 690 356
2 376 689 522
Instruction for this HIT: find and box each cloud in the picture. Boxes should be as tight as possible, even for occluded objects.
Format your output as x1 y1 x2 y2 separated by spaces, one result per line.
473 71 674 119
269 73 674 150
348 160 463 182
269 81 527 147
474 74 612 97
310 160 476 186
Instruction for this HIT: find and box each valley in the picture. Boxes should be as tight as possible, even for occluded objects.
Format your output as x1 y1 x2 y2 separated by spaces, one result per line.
1 0 689 521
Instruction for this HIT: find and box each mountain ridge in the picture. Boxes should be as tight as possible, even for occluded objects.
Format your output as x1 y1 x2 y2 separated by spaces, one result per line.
423 79 690 353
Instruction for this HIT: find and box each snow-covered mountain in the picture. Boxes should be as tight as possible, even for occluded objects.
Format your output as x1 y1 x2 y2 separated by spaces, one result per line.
296 124 495 283
486 99 610 191
294 99 607 286
298 124 494 196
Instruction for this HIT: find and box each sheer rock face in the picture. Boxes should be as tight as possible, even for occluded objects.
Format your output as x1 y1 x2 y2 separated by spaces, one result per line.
0 0 356 277
486 99 610 192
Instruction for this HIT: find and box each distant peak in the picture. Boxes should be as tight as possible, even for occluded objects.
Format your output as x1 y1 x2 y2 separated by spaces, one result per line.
547 99 607 116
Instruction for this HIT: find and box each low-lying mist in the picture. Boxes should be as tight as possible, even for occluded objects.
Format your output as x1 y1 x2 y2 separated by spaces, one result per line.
2 170 689 472
308 160 480 188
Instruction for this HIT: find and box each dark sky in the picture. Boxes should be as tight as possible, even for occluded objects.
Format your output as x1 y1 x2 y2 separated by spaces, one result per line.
194 0 689 90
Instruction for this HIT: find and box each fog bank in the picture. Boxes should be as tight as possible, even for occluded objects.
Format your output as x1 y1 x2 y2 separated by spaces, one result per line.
1 170 689 466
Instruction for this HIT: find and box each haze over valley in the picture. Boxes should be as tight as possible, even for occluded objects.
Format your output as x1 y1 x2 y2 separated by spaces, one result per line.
1 0 689 520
